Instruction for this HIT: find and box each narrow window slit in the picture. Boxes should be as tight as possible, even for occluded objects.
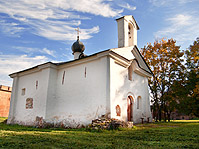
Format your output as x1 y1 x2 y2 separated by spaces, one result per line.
128 65 132 81
85 67 87 78
36 80 38 89
22 88 26 95
62 71 65 85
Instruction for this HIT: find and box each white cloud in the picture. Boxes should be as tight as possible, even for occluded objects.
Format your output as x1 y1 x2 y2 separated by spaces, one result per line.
78 26 100 40
13 46 40 53
26 19 99 41
118 3 136 11
167 14 192 26
0 54 50 86
149 0 196 6
58 0 121 17
13 46 57 57
0 0 121 41
148 0 168 6
154 13 199 46
148 0 199 48
0 20 26 37
42 48 55 57
178 0 196 4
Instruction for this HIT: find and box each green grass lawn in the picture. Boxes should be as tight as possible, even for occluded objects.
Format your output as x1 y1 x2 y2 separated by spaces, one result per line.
0 117 199 148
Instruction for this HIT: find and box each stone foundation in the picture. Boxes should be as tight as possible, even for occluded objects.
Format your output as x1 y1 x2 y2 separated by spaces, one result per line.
88 118 133 130
7 116 134 130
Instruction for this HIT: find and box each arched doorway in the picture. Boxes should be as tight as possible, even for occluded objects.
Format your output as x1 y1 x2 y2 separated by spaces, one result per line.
127 96 134 121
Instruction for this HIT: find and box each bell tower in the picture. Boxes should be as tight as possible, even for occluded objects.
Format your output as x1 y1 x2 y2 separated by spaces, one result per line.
116 15 139 48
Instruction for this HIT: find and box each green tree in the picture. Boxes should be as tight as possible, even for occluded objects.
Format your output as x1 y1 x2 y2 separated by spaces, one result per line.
141 38 185 121
180 37 199 117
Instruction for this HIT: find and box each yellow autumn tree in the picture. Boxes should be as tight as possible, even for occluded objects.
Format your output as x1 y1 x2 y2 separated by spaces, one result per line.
141 38 185 121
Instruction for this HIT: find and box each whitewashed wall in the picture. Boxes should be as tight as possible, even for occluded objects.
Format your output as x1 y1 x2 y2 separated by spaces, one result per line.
8 68 50 125
45 56 110 127
8 56 110 127
109 57 151 124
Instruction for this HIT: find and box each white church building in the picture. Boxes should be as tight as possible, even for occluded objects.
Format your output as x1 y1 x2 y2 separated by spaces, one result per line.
7 16 153 128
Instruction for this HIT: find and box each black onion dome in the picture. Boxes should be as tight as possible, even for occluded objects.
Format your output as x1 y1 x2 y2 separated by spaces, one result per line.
71 39 85 54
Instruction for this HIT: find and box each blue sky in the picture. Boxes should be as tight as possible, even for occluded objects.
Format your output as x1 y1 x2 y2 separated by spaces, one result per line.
0 0 199 86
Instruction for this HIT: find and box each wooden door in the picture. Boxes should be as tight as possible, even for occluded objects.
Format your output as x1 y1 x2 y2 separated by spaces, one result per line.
127 96 133 121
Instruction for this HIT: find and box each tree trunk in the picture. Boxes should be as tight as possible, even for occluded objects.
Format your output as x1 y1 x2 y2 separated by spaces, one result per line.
167 112 171 122
163 103 167 122
164 112 167 122
155 108 158 122
158 108 162 121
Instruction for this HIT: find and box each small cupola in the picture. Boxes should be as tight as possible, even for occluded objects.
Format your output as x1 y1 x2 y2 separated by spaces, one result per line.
71 27 86 60
72 38 85 54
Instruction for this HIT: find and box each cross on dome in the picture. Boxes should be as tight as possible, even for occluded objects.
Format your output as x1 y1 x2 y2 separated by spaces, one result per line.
75 27 81 40
72 27 85 58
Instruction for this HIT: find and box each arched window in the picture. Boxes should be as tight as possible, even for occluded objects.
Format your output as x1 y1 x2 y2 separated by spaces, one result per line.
116 105 121 116
137 96 141 109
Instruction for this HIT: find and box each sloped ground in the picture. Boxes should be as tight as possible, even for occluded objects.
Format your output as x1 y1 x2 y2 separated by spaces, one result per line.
0 117 199 148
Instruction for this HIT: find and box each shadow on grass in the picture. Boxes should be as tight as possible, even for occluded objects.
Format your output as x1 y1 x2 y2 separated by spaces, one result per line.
1 119 198 133
0 121 199 148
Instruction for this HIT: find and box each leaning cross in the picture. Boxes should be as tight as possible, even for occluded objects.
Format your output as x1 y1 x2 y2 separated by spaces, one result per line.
75 27 81 40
